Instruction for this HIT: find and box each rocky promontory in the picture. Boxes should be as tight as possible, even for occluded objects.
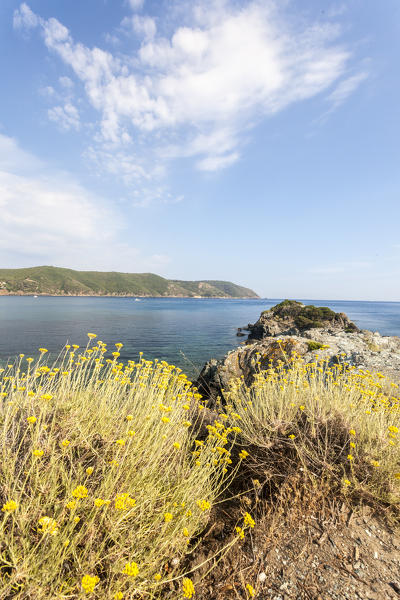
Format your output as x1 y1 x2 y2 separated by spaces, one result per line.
196 300 400 401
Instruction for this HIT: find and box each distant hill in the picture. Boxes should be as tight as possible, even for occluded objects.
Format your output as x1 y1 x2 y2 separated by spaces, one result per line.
0 266 259 298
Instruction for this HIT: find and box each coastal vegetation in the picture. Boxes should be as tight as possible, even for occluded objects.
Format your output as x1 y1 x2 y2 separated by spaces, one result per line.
0 335 399 598
0 266 258 298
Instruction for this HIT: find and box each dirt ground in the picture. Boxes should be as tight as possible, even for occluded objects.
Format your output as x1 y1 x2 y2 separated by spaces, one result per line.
186 496 400 600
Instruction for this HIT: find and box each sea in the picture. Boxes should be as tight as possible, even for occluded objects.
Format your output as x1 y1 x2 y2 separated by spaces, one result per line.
0 297 399 377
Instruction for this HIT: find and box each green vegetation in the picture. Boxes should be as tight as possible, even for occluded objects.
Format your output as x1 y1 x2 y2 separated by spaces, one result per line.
263 299 358 331
307 340 324 351
0 266 258 298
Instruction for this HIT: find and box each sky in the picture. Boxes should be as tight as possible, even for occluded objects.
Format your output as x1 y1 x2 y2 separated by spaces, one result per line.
0 0 399 300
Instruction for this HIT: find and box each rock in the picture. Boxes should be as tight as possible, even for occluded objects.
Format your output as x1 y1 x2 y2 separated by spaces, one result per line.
195 301 400 403
247 300 358 341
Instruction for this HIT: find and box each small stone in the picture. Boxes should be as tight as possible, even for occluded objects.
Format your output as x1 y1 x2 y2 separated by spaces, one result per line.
258 572 267 583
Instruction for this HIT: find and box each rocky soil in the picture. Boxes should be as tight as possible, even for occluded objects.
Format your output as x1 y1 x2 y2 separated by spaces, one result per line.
193 506 400 600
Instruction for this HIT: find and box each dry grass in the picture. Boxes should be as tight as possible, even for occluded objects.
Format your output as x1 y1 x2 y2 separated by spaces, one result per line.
222 350 400 508
1 340 399 599
0 338 240 599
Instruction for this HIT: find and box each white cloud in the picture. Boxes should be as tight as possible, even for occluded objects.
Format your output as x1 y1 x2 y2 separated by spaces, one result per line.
13 2 38 29
59 76 74 89
327 71 368 110
40 85 56 98
48 102 80 131
128 0 145 11
14 2 365 175
0 133 42 174
121 15 157 40
196 152 239 172
0 133 169 270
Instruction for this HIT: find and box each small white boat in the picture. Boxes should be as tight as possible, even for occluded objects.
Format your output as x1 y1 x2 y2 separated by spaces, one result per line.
134 298 141 301
33 295 38 298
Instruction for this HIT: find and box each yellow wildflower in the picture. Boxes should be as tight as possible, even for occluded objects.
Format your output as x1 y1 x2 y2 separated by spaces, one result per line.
246 583 256 597
114 593 123 600
86 467 94 475
66 500 77 510
81 574 99 594
33 449 44 457
38 348 48 353
164 512 173 522
116 439 126 446
126 414 134 421
115 493 136 510
38 516 59 536
61 439 70 447
122 562 139 577
87 333 97 339
182 577 195 598
196 500 211 511
154 573 162 581
173 442 181 450
243 512 255 528
72 485 88 499
239 450 249 459
182 527 189 537
2 500 18 512
27 416 37 424
236 526 245 539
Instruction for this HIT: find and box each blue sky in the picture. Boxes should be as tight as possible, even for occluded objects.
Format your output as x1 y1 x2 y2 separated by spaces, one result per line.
0 0 399 300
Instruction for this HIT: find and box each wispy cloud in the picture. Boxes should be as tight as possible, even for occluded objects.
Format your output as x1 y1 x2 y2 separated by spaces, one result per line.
48 102 80 131
13 1 366 187
0 133 170 270
327 71 368 110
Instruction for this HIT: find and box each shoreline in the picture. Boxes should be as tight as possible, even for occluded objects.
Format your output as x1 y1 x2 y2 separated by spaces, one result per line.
0 292 260 299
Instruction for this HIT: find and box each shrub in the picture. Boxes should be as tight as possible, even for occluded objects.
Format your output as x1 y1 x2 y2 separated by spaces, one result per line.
0 340 237 599
307 341 324 351
223 356 400 508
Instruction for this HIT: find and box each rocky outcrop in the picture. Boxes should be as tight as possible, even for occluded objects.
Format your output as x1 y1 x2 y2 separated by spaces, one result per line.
195 301 400 403
247 299 358 340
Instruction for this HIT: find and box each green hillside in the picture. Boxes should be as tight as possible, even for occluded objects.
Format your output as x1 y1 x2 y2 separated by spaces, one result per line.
0 266 259 298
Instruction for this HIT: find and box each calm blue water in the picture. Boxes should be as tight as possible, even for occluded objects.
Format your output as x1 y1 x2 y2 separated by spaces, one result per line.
0 297 399 376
